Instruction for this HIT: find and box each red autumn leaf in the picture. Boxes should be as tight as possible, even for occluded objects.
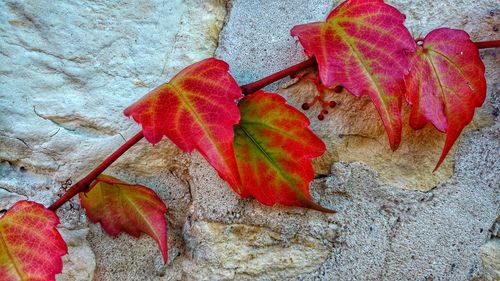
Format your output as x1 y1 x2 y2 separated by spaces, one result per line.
0 200 67 281
79 175 168 263
233 91 333 212
405 28 486 170
291 0 415 150
124 58 242 188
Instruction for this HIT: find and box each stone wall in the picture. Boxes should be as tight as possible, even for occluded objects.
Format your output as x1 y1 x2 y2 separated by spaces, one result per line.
0 0 498 280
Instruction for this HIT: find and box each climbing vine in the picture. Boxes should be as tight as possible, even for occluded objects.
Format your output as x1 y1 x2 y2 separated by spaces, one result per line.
0 1 498 279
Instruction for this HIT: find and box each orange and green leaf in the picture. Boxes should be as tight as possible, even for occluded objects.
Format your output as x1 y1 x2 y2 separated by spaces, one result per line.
291 0 416 150
79 175 168 263
234 91 332 212
405 28 486 170
0 200 67 281
124 58 242 188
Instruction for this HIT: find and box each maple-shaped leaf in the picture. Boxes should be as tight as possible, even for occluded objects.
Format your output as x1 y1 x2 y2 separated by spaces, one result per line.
124 58 242 188
79 175 168 263
405 28 486 170
291 0 416 150
0 200 67 281
233 91 333 212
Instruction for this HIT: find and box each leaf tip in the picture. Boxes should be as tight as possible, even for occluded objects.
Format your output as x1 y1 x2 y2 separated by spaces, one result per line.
310 203 336 214
390 139 401 152
433 154 447 172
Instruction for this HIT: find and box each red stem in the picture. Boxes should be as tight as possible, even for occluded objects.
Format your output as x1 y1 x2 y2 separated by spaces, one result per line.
240 57 317 95
48 38 499 211
475 40 500 49
48 131 144 211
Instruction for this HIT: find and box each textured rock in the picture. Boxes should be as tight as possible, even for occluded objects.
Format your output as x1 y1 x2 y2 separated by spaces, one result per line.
57 228 96 281
182 221 329 280
0 187 27 211
288 158 498 280
0 0 227 183
216 0 334 87
183 153 339 280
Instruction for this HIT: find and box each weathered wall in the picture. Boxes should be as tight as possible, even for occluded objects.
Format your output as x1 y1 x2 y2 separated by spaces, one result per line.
0 0 498 280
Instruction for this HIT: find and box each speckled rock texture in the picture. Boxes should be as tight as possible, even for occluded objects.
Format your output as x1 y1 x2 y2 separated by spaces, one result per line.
0 0 499 280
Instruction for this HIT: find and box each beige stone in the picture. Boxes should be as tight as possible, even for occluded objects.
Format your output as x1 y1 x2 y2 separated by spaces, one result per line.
182 221 330 280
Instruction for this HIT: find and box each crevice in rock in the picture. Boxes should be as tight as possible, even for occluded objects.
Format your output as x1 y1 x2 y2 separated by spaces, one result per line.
33 106 119 138
6 41 81 64
0 187 28 213
488 216 499 239
6 1 43 31
186 179 194 204
215 0 234 52
1 135 33 151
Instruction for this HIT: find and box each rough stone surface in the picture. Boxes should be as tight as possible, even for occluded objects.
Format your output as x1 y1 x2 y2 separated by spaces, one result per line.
304 160 498 280
0 0 223 279
0 187 27 211
0 0 499 280
58 228 96 281
182 221 330 280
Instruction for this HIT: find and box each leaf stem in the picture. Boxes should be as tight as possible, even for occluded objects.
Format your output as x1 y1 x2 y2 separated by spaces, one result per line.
47 38 498 211
240 57 317 95
48 131 144 211
475 40 500 49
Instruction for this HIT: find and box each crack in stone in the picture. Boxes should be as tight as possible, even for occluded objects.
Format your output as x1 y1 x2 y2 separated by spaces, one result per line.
7 41 84 64
0 187 28 212
1 135 33 151
33 106 119 138
14 137 31 150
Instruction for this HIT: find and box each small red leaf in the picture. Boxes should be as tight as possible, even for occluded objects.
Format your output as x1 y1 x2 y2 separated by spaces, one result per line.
0 200 67 281
234 91 333 212
124 58 242 188
79 175 168 263
405 28 486 170
291 0 416 150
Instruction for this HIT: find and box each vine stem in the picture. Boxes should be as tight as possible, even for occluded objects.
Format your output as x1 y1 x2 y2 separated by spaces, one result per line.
48 131 144 211
240 57 317 95
48 39 499 211
475 40 500 49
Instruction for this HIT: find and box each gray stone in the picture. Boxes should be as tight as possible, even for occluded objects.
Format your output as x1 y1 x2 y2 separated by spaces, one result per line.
302 160 498 280
1 0 226 279
0 187 27 211
182 221 330 280
57 228 96 281
216 0 335 87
